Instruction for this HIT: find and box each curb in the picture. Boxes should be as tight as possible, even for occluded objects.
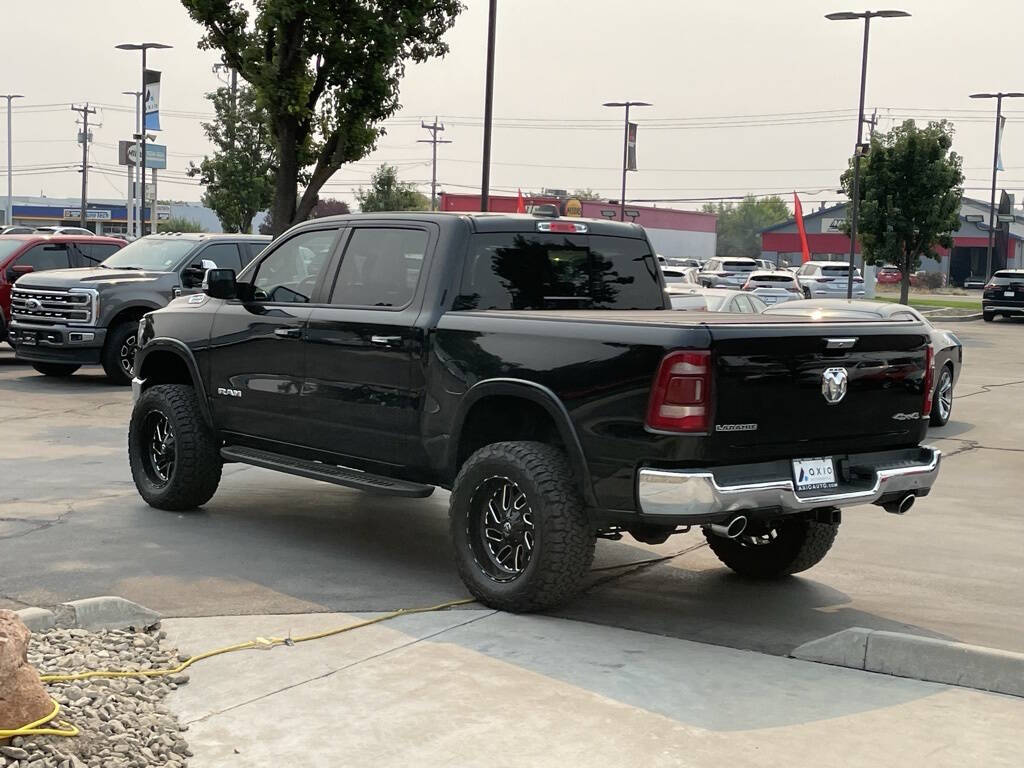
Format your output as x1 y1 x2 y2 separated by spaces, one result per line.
16 597 161 633
791 627 1024 698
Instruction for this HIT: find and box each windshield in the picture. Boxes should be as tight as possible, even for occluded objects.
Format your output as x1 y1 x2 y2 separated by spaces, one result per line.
101 238 197 271
0 240 26 262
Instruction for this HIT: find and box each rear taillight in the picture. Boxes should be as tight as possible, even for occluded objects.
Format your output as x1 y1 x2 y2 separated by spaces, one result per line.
817 277 834 283
854 277 864 284
922 344 935 416
646 350 711 433
788 284 802 293
742 281 755 291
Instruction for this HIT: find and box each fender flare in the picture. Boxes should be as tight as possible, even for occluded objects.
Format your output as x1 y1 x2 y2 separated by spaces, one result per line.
450 378 596 507
135 338 213 428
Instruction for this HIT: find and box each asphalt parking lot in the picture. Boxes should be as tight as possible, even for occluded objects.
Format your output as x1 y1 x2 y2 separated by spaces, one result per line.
2 317 1023 658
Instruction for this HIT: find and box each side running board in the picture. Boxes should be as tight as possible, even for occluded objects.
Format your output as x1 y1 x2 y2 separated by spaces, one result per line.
220 445 434 498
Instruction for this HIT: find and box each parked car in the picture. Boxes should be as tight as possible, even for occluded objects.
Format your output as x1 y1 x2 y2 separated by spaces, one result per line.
664 257 702 269
0 225 36 235
763 298 962 426
982 270 1024 322
795 261 865 298
668 286 768 313
661 266 701 286
699 257 758 288
34 226 95 236
128 212 941 611
1 234 125 346
8 233 270 383
876 265 902 284
741 270 803 305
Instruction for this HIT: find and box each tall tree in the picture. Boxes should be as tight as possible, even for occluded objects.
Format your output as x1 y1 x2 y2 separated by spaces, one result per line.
182 0 462 235
310 197 351 218
701 195 790 257
841 120 963 304
356 164 429 212
187 84 274 233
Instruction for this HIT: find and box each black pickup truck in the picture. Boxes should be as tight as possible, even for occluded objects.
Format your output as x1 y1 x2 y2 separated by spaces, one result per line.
128 213 941 611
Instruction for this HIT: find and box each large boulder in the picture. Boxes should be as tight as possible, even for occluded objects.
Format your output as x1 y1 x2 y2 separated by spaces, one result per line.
0 610 52 738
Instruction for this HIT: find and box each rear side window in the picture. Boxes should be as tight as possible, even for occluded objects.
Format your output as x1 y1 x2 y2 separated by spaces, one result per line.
75 242 121 266
197 243 242 273
455 233 663 311
330 227 427 307
15 244 71 271
240 242 267 266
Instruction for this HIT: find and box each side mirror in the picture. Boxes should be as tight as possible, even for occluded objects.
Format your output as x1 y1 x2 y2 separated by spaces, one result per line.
183 259 216 288
203 268 237 300
7 264 34 283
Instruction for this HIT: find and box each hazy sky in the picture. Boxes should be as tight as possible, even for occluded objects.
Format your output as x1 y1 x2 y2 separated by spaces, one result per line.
3 0 1023 213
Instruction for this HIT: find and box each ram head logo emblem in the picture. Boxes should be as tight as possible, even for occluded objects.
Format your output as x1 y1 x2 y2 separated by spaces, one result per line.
821 367 848 405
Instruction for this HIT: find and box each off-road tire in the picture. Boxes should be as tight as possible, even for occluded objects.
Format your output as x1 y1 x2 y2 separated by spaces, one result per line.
32 362 80 377
983 311 994 322
129 384 222 511
704 517 839 579
450 441 595 612
102 321 139 386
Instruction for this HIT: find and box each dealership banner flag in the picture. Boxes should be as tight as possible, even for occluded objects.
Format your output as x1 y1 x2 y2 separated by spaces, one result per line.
144 70 162 131
516 188 525 213
627 122 638 171
793 192 811 263
996 115 1006 171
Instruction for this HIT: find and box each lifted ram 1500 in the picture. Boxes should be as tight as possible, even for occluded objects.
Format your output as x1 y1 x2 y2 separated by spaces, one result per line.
128 212 941 611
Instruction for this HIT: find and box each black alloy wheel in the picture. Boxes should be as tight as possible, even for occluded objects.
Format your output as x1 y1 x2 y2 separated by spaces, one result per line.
469 476 536 581
141 410 176 486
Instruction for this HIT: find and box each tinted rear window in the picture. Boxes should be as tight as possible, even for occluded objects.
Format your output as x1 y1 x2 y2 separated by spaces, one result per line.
751 274 794 283
723 261 755 271
822 265 852 275
991 272 1024 286
454 233 663 310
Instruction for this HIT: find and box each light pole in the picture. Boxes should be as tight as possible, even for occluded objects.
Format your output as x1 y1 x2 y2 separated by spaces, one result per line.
2 94 23 229
602 101 651 221
480 0 497 212
969 91 1024 280
826 9 910 298
122 90 142 239
116 42 171 235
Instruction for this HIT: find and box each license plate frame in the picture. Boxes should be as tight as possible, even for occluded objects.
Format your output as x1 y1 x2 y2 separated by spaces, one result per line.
792 457 838 491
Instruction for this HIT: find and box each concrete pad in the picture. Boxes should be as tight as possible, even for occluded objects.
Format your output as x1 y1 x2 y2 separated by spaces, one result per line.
163 611 1023 768
14 607 56 632
793 627 1024 698
55 596 161 631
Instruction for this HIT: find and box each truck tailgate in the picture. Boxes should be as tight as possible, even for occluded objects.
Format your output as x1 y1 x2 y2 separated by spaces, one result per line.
706 321 930 454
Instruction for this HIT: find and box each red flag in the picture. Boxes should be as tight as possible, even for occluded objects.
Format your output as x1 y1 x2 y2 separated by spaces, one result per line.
793 192 811 263
516 188 526 213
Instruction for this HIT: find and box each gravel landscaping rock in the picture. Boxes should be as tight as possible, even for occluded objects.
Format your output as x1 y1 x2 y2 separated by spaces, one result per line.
1 626 191 768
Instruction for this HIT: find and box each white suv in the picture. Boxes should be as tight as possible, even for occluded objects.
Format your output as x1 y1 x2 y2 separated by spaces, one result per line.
699 257 758 288
796 261 865 298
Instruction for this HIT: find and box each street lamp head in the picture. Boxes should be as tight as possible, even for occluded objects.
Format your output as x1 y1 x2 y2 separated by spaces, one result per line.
825 11 864 20
826 9 909 20
969 93 997 99
874 10 911 17
2 94 24 100
116 42 173 51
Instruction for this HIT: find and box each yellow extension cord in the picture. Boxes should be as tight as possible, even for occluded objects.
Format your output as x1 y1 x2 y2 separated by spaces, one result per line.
1 596 477 741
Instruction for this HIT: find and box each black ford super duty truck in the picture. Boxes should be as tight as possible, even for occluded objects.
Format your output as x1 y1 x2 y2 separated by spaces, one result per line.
128 213 941 611
9 233 269 384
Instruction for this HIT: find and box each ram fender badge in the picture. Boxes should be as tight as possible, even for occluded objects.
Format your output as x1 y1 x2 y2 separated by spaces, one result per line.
217 387 242 398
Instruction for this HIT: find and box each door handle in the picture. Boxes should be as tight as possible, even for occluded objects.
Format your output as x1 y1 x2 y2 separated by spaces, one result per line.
370 335 402 347
274 327 302 339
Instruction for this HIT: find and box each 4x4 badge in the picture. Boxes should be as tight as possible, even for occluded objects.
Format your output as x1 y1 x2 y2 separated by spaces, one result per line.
821 367 848 405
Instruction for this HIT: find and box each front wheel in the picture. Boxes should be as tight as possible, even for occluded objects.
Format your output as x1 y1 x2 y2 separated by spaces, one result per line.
704 516 838 579
129 384 222 511
32 362 80 377
102 321 139 386
930 365 954 427
449 441 595 612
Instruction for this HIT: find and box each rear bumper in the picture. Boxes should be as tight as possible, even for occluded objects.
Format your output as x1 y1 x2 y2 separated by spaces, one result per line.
983 304 1024 315
637 445 940 522
809 287 866 298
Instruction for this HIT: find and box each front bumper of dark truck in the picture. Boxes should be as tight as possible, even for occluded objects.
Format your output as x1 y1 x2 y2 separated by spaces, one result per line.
637 445 940 523
8 321 107 365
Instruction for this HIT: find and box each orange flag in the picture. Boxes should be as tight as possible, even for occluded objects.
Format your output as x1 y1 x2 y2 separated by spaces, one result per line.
793 192 811 263
516 188 526 213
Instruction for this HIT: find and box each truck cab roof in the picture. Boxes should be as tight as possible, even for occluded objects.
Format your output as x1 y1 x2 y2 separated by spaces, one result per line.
300 211 646 238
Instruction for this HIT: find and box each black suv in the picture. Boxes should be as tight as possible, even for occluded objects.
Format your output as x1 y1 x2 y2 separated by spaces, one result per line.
9 233 269 383
982 270 1024 321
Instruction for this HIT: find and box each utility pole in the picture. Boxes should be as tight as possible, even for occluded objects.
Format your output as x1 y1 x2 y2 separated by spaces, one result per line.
3 94 23 229
418 117 451 211
867 108 878 139
71 103 97 229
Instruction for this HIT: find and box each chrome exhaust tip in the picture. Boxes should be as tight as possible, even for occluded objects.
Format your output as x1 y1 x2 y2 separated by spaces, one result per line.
883 494 916 515
704 515 748 539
